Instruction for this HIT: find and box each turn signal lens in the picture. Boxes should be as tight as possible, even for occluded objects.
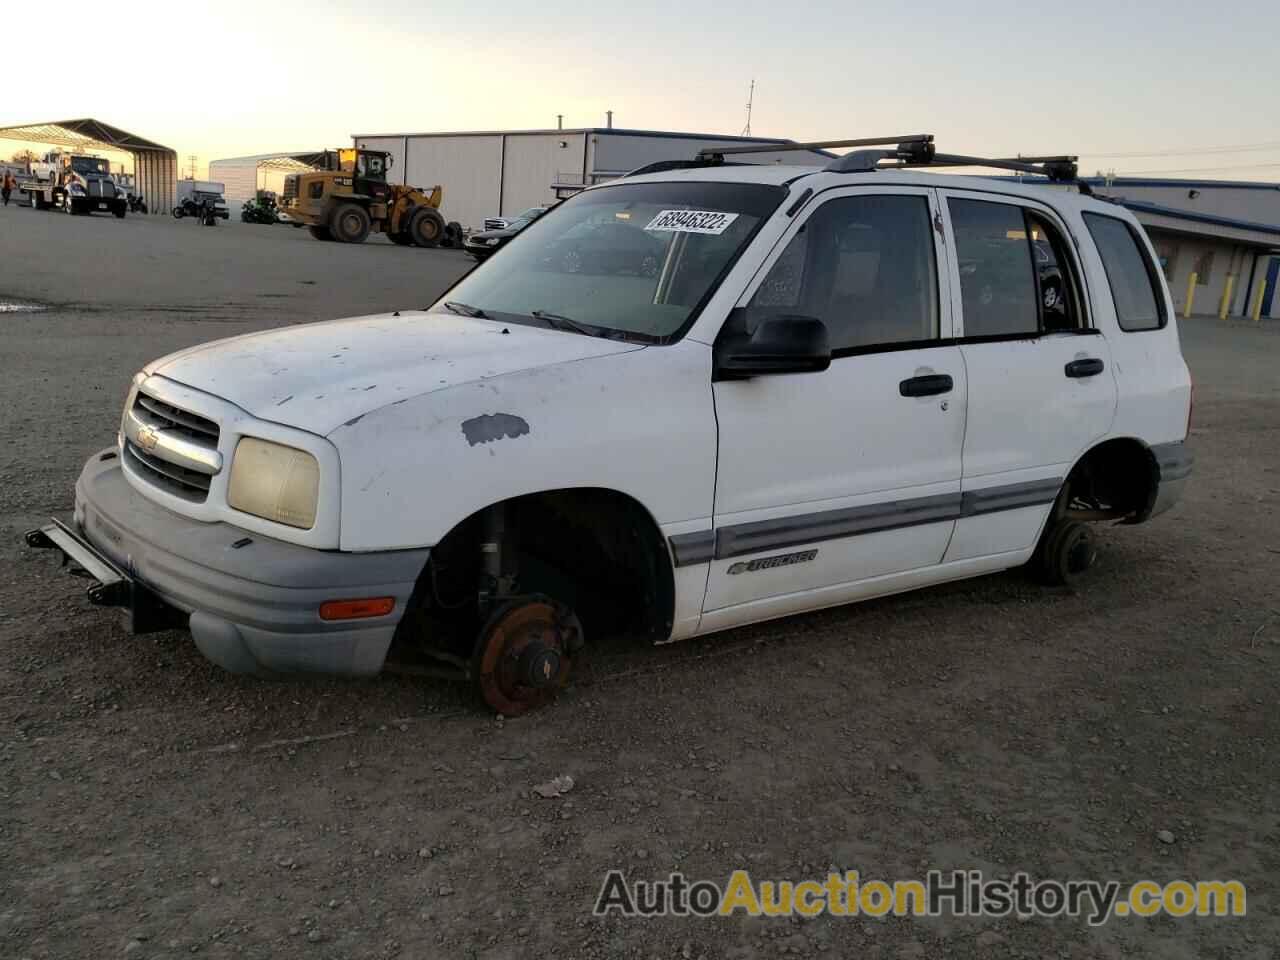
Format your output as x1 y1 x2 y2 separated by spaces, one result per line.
319 597 395 621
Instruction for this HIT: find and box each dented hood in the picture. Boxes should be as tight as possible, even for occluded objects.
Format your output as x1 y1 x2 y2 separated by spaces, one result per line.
145 311 642 436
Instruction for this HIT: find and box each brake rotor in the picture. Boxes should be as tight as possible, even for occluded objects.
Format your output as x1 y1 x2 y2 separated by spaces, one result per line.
471 599 581 716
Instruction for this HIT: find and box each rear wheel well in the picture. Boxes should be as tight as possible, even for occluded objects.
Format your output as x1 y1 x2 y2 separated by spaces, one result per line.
1061 438 1159 524
393 489 675 659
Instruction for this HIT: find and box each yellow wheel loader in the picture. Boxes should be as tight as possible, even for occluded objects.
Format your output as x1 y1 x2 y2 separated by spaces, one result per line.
281 149 449 247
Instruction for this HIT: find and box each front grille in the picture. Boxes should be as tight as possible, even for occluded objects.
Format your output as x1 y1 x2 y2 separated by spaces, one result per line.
124 441 212 501
87 179 114 199
134 392 219 442
483 218 506 231
124 392 221 502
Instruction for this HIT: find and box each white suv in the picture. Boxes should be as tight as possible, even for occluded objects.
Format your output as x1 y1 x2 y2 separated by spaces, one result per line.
30 137 1192 715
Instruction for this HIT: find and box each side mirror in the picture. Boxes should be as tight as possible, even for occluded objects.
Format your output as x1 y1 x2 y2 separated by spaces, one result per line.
713 314 831 381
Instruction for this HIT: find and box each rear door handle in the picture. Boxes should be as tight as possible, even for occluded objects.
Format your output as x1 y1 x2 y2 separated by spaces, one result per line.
899 374 954 397
1065 358 1105 378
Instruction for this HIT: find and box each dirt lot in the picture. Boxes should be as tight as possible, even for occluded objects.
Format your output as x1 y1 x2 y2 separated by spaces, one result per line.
1 203 1277 959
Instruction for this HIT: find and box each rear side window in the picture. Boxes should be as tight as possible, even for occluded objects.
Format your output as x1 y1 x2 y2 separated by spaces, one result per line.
949 199 1039 337
950 198 1087 337
1083 213 1167 331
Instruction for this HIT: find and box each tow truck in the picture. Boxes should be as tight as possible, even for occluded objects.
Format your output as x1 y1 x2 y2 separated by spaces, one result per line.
21 151 127 217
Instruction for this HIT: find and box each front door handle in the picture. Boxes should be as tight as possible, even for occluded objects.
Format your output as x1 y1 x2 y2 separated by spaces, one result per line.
899 374 953 397
1065 358 1105 378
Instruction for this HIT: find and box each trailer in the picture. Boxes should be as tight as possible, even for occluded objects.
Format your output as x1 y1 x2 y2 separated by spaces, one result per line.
20 152 127 217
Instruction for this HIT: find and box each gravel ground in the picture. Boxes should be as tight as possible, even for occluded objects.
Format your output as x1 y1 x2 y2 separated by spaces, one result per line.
1 202 1277 959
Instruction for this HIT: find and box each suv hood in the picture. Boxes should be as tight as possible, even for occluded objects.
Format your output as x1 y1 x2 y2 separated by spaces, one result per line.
145 311 643 436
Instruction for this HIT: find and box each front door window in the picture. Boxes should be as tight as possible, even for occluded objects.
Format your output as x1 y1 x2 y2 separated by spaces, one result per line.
744 194 940 351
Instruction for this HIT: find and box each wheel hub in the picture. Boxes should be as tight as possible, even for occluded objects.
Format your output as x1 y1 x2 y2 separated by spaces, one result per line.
1066 530 1096 574
516 642 563 689
471 599 581 716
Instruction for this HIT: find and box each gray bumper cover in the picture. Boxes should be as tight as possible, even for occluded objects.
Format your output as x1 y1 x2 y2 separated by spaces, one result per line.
1150 441 1193 518
74 450 428 676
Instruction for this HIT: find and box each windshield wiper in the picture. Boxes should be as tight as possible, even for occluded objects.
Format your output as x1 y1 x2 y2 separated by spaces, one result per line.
531 309 592 336
443 301 487 318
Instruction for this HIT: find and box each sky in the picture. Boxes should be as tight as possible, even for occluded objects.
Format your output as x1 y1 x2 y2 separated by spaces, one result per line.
3 0 1278 181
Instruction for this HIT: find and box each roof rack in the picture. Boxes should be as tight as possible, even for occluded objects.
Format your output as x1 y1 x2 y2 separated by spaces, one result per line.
696 134 934 160
919 153 1079 182
686 133 1086 191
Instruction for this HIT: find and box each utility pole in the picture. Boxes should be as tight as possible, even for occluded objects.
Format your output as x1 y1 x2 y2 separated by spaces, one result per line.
187 154 198 180
741 79 755 137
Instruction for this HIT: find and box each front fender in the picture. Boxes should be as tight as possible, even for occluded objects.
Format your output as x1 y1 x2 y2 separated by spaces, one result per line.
328 339 718 552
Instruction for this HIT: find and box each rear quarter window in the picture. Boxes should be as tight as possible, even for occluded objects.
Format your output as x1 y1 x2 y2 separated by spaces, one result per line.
1082 213 1167 332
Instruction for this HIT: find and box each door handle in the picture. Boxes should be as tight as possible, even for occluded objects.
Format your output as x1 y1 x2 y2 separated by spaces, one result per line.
899 374 953 397
1065 358 1105 378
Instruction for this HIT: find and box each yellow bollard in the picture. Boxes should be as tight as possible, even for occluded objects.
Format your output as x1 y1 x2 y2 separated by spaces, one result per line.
1219 274 1236 320
1183 272 1198 318
1253 280 1267 323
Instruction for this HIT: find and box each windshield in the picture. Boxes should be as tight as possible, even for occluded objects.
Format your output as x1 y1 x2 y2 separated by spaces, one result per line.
71 156 109 176
433 181 785 342
357 153 386 178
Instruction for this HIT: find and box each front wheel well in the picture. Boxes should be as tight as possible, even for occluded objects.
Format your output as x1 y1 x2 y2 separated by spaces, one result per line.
394 489 676 659
1061 438 1159 524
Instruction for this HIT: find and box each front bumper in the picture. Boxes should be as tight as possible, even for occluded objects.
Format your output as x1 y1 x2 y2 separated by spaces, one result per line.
71 195 124 212
35 449 429 676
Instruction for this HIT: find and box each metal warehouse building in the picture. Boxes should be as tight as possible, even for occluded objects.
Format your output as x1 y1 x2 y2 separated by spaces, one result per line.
350 125 829 233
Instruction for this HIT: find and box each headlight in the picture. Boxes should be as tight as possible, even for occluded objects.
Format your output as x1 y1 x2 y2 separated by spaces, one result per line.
69 184 86 196
486 237 501 246
228 437 320 529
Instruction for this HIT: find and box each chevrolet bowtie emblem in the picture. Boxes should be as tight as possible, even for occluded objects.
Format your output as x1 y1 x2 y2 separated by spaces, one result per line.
137 425 159 451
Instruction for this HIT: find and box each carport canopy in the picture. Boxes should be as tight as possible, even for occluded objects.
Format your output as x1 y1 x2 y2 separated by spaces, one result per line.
259 152 328 172
0 118 177 213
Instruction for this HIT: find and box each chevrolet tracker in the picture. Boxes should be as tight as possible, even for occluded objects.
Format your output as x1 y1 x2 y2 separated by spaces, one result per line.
28 135 1193 715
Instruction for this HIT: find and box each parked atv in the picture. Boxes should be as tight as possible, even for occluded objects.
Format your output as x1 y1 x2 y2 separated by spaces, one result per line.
173 198 221 225
173 180 230 223
241 192 280 224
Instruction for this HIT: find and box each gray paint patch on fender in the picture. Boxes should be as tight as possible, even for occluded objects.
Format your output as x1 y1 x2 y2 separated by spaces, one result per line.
461 413 530 446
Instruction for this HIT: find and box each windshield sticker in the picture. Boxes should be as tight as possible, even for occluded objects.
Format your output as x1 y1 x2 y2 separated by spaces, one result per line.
644 209 740 235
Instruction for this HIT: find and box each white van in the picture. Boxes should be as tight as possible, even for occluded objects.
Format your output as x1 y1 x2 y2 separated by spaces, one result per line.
29 136 1192 715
